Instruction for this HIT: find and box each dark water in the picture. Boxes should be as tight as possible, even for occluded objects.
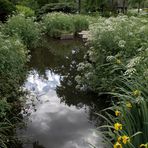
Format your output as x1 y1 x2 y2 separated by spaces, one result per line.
17 39 105 148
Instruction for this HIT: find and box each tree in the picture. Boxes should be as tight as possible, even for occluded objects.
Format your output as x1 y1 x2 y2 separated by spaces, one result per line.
129 0 146 12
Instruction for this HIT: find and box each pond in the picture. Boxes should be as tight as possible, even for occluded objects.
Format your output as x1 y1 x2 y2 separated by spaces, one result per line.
16 38 106 148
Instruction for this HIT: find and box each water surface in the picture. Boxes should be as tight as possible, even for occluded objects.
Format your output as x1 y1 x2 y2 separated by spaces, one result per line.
17 39 105 148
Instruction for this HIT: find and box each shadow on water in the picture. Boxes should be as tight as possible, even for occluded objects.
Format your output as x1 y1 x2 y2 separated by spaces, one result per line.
16 38 107 148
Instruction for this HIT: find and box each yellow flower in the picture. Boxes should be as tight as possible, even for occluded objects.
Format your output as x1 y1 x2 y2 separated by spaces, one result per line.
133 90 141 97
114 123 122 131
122 135 130 144
126 102 132 108
117 136 122 142
114 142 122 148
116 59 121 64
140 144 148 148
115 110 121 117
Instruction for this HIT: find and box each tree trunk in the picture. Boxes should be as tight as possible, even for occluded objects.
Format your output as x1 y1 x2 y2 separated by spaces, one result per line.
78 0 81 13
138 1 141 13
123 0 126 14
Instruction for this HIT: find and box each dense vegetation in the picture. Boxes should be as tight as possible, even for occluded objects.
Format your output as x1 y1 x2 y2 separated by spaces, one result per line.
75 15 148 148
42 12 89 37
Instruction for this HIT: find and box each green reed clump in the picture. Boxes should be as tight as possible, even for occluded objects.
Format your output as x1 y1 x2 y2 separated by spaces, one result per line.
42 12 75 38
2 14 41 48
72 15 89 33
41 12 89 38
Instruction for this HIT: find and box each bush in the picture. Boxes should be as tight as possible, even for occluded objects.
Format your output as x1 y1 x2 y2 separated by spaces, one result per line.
76 16 148 92
41 12 90 38
72 15 89 33
0 32 28 147
37 2 77 17
16 5 35 17
42 12 75 38
0 0 16 21
75 15 148 147
2 14 41 48
17 0 39 10
0 32 28 98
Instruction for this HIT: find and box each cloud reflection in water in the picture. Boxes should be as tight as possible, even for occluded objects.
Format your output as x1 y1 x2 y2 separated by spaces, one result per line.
19 70 103 148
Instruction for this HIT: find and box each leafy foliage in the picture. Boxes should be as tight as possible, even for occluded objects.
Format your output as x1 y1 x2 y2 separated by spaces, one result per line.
41 12 89 38
0 0 16 21
16 5 35 17
0 32 28 147
37 2 77 17
2 14 41 48
76 16 148 93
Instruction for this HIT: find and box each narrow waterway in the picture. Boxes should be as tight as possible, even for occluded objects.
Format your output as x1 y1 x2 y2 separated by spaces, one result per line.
17 39 105 148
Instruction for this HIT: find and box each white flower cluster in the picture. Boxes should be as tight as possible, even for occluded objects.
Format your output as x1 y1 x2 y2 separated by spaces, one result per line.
84 72 93 80
106 56 115 62
126 56 141 68
118 40 126 48
88 49 98 62
75 75 82 84
124 68 136 77
77 63 85 71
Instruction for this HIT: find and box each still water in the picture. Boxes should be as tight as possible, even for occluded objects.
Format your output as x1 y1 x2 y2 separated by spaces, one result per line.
17 39 105 148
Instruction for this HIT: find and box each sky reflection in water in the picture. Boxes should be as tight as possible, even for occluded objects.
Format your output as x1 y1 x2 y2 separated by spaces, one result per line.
18 39 104 148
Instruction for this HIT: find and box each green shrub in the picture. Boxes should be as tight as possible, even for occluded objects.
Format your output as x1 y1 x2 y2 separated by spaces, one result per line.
0 32 28 148
72 15 89 33
0 0 16 21
42 12 75 38
0 32 28 98
16 5 35 17
17 0 39 10
37 2 77 17
74 15 148 147
2 14 41 48
41 12 90 38
76 16 148 92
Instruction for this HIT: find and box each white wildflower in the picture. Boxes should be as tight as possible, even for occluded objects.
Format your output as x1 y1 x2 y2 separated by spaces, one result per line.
118 40 126 48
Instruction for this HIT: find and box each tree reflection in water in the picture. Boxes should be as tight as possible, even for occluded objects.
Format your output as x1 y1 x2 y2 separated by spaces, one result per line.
29 38 108 125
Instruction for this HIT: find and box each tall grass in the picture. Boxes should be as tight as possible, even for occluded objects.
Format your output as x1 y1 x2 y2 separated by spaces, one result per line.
41 12 89 38
2 14 41 48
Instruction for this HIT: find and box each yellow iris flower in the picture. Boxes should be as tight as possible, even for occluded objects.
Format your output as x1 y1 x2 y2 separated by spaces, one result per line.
114 123 122 131
126 102 132 108
115 110 121 117
114 142 122 148
133 90 141 97
140 144 148 148
122 135 130 144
